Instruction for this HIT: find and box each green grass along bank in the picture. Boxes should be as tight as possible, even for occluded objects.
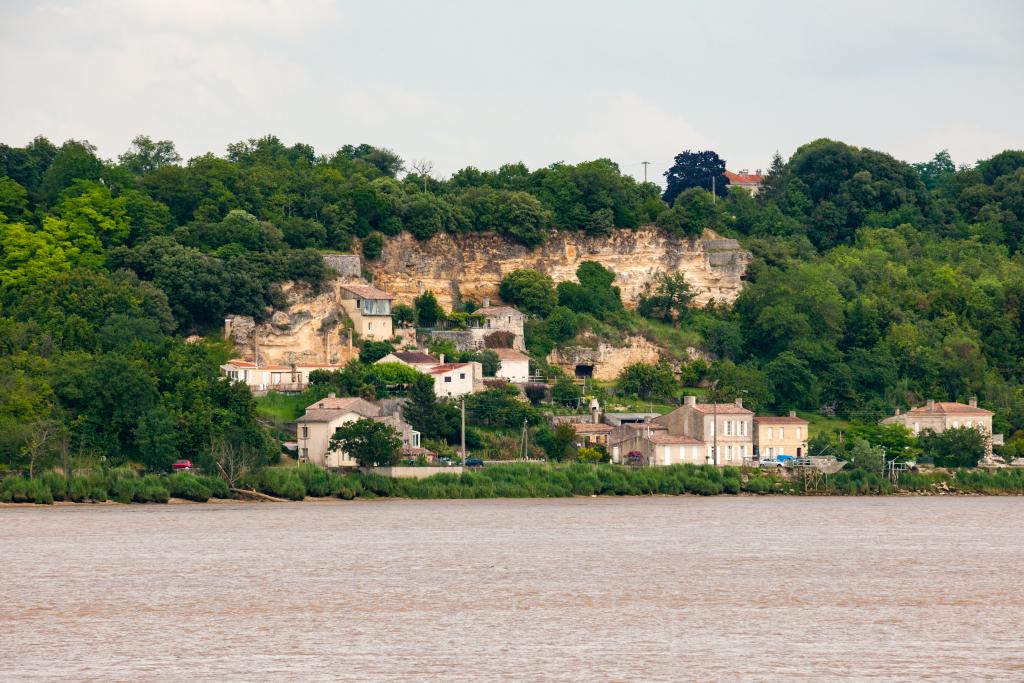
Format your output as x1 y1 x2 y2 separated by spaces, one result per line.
4 463 1024 505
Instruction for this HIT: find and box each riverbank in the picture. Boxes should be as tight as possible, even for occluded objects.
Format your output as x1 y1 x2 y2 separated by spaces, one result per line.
3 463 1023 506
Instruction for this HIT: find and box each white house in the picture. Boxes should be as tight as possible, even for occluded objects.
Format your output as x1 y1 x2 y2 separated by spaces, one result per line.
491 348 529 382
429 362 476 398
376 351 440 373
220 359 344 393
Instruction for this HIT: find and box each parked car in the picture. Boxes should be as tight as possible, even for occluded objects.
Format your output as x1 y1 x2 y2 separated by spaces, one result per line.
171 459 193 471
465 457 484 468
437 456 452 466
759 459 784 468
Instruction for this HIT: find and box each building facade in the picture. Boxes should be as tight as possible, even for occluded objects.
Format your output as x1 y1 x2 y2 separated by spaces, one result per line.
653 396 754 466
295 395 421 467
880 398 1001 455
220 359 344 393
491 348 530 382
429 362 477 398
339 283 394 341
753 413 809 460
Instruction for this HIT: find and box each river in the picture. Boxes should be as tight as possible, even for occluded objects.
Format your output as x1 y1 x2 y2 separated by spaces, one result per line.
2 497 1022 681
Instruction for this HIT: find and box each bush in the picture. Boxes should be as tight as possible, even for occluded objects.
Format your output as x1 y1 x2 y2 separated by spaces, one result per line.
1 477 54 504
167 473 212 502
295 463 334 497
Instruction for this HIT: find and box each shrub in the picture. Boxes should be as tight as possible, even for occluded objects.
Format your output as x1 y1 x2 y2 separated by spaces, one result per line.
167 473 212 502
295 463 334 497
68 476 91 502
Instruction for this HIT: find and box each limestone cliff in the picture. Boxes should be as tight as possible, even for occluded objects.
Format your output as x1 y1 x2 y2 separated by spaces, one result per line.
366 226 750 310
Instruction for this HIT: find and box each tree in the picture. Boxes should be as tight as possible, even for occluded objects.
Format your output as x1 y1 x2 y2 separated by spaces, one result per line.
481 349 500 377
414 290 445 327
392 303 415 327
913 150 956 191
329 417 402 467
663 150 728 205
499 269 557 317
403 373 442 439
656 187 721 237
557 261 621 318
616 363 678 400
362 232 384 260
538 423 577 461
21 418 63 477
118 135 182 175
846 438 886 474
637 273 696 324
551 376 581 406
359 340 394 364
917 426 988 468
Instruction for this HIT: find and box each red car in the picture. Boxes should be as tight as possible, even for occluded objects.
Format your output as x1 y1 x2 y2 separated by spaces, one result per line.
171 459 193 471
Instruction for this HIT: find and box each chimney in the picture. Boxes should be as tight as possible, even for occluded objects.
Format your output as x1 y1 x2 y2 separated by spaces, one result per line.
927 399 935 412
328 392 336 399
789 410 796 418
684 395 696 407
756 169 762 175
735 398 744 408
439 353 445 364
969 396 978 408
483 297 490 308
590 397 601 424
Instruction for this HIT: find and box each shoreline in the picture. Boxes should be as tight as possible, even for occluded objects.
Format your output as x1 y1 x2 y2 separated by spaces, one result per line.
3 489 1022 508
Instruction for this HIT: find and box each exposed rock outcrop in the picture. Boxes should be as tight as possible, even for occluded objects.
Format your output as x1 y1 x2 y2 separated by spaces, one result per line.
548 336 662 381
367 226 750 310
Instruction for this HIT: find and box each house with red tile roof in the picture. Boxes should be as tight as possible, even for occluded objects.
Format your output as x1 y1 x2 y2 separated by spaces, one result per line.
339 282 394 341
754 412 809 460
725 169 764 195
881 398 1002 456
219 359 346 393
653 396 753 465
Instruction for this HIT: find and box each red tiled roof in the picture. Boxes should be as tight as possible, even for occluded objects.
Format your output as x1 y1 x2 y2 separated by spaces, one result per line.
475 306 521 317
428 363 471 375
298 397 381 422
386 351 439 364
690 403 753 415
904 402 992 416
647 433 702 445
226 359 258 367
754 416 808 425
724 170 764 185
340 283 394 300
491 348 528 361
572 423 613 434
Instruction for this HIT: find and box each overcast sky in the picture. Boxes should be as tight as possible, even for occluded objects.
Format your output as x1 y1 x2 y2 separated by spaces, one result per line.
1 0 1021 183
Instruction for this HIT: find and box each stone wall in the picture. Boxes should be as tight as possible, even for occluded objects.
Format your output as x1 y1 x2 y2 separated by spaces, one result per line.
367 226 750 310
322 253 361 278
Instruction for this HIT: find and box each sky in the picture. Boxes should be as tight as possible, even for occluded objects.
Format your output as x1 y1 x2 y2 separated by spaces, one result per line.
1 0 1022 184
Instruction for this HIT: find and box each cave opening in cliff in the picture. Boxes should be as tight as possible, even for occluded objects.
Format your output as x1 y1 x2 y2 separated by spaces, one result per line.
574 364 594 378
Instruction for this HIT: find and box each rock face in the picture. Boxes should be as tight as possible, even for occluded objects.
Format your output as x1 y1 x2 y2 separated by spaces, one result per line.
548 336 662 381
367 226 750 310
224 281 359 367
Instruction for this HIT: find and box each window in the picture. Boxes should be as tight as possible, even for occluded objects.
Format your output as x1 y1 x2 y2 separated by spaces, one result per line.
301 426 308 438
952 421 959 428
741 421 747 436
767 427 773 440
459 373 466 379
796 427 801 441
725 420 732 436
779 427 785 440
300 448 308 459
913 421 920 434
444 376 452 383
965 420 972 428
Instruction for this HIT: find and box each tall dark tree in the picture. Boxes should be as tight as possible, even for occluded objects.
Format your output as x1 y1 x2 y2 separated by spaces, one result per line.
663 150 729 205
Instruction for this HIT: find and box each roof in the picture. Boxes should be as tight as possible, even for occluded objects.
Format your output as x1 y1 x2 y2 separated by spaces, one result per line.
904 402 993 416
572 423 613 434
724 170 764 185
224 359 344 371
754 416 808 425
297 397 380 422
428 363 471 375
385 351 439 365
491 348 528 361
339 283 394 300
225 359 258 368
647 433 703 445
475 306 521 317
690 403 753 415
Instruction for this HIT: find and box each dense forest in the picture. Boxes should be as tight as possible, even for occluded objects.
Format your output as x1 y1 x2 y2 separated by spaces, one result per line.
1 134 1023 474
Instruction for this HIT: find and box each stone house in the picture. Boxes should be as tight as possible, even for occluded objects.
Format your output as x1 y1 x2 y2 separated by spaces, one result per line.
472 301 525 349
753 412 809 460
610 423 705 466
880 398 1002 455
571 422 614 448
653 396 754 466
724 169 764 195
339 283 394 341
295 394 421 468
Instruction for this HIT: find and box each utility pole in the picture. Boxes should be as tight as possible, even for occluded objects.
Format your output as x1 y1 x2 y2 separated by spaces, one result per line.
460 398 466 464
711 174 716 204
641 161 651 183
520 418 529 460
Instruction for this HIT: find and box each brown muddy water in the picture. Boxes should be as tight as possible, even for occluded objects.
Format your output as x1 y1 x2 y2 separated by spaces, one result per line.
2 497 1022 681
